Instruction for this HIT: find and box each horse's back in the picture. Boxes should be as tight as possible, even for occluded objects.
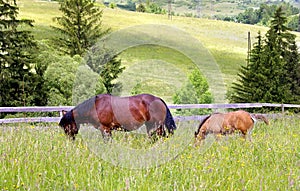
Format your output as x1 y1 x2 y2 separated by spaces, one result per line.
95 94 166 130
197 113 225 134
206 113 226 132
225 110 254 134
133 94 167 122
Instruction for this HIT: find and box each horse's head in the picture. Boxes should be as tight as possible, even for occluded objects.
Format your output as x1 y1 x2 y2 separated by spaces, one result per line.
59 110 79 140
194 115 211 146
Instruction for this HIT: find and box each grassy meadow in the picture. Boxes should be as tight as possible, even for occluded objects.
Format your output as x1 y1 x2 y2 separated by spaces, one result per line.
1 117 299 190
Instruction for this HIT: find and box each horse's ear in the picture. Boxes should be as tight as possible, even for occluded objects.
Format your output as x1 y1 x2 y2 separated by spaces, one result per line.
62 110 68 116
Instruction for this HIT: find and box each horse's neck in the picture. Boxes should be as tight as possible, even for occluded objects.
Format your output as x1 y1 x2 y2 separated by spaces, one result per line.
73 105 96 124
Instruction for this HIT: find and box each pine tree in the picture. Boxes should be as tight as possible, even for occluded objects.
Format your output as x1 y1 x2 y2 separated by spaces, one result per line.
85 47 125 94
230 32 267 102
265 6 298 103
100 56 124 94
283 31 300 104
298 13 300 32
230 6 300 105
0 0 42 107
52 0 109 56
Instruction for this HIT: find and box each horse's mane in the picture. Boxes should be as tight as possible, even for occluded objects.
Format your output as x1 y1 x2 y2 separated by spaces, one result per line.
195 115 211 135
73 96 98 117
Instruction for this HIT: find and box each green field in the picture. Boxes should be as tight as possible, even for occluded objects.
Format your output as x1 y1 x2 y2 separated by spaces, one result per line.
0 117 299 190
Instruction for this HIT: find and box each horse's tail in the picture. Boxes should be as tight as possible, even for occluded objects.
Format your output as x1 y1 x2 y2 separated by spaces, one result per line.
160 99 177 134
253 114 270 125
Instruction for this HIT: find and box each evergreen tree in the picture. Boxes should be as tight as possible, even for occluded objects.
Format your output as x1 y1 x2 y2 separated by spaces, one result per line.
298 14 300 32
52 0 109 56
265 7 298 103
0 0 44 107
99 56 124 94
85 47 125 94
230 6 300 105
230 32 268 102
283 30 300 104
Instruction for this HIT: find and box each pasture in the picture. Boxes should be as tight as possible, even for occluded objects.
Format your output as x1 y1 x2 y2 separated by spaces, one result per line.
1 116 299 190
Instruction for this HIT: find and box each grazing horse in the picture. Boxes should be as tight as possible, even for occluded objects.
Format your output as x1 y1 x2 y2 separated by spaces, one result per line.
59 94 177 140
194 110 269 143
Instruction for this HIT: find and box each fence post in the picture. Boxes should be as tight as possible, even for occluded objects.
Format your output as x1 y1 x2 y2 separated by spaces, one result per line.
59 107 63 118
281 104 284 113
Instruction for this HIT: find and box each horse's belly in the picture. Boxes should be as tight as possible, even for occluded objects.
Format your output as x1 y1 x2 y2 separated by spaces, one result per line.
121 121 145 131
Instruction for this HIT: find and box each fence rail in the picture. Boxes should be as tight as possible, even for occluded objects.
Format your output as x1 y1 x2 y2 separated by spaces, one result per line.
0 103 299 124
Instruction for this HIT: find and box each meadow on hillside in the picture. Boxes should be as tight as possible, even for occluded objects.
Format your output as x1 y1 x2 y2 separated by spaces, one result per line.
19 0 296 103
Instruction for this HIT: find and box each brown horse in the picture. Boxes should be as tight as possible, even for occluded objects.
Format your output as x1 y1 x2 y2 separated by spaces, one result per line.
59 94 176 140
194 110 269 143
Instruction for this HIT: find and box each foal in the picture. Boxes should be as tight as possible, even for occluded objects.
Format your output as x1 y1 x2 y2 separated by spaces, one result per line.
194 110 269 143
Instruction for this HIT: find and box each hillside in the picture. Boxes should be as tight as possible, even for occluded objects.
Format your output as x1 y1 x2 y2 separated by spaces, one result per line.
104 0 300 19
18 0 300 103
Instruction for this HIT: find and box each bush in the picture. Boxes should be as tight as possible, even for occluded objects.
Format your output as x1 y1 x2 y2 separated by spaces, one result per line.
136 3 146 12
173 70 213 115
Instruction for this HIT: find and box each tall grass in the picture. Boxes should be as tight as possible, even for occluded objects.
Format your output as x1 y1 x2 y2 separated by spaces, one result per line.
1 117 299 190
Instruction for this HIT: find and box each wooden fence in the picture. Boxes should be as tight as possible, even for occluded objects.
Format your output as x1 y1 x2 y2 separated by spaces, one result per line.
0 103 299 124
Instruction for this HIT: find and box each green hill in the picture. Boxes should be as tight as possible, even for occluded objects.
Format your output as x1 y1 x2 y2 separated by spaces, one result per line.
18 0 300 103
104 0 300 19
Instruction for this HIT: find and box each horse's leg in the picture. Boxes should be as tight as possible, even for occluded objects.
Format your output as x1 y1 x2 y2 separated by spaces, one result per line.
246 126 255 142
145 121 166 142
145 122 152 137
156 124 166 137
145 122 158 137
239 129 248 140
98 124 112 142
247 132 253 142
